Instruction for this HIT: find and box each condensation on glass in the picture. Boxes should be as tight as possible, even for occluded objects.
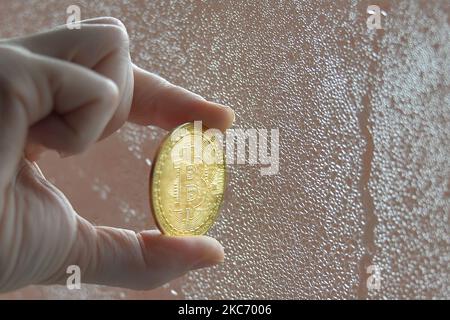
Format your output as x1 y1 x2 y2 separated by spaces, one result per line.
0 0 448 299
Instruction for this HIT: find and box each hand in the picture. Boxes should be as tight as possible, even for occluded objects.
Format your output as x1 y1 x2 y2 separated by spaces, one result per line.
0 17 234 293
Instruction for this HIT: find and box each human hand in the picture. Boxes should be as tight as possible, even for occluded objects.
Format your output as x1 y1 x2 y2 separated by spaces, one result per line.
0 17 234 293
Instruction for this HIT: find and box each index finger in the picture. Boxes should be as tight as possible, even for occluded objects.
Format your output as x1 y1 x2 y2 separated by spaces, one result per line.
129 65 235 132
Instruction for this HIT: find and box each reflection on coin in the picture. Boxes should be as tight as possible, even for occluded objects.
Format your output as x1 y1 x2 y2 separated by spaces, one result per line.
150 122 226 236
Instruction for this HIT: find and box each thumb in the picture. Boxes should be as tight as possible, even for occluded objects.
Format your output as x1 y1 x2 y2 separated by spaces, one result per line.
46 216 224 290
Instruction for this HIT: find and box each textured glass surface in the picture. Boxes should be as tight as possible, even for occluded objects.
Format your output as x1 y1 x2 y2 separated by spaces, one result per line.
0 0 448 299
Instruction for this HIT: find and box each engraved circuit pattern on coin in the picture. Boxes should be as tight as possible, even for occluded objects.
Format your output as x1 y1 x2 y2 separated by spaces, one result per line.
150 122 226 235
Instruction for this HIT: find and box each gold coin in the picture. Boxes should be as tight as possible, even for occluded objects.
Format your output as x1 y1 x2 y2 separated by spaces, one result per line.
150 122 226 235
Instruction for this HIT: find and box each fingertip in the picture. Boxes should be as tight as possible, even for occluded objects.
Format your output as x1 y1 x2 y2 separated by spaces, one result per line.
130 65 235 131
192 235 225 267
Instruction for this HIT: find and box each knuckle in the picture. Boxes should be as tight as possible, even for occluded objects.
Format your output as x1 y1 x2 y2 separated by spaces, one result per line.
0 45 31 105
83 18 129 58
98 78 119 107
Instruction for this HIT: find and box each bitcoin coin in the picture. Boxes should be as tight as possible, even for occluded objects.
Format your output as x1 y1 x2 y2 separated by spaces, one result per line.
150 122 226 235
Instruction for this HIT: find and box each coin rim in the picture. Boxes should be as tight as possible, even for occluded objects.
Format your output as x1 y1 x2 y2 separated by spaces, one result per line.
149 122 227 236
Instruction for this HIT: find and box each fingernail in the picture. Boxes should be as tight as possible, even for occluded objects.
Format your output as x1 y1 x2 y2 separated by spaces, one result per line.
215 103 235 125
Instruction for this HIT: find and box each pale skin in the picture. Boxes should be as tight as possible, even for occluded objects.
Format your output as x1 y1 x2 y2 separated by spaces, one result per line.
0 17 234 293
